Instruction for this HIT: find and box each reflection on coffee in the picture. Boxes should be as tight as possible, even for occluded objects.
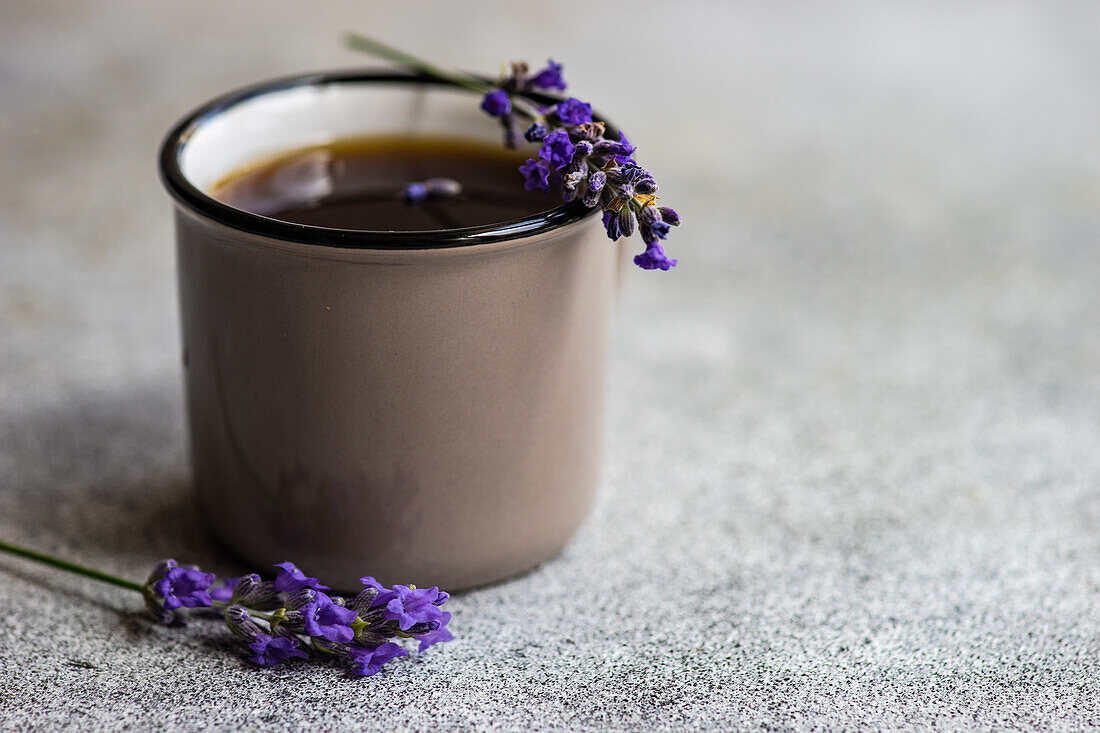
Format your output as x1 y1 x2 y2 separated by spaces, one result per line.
210 136 558 231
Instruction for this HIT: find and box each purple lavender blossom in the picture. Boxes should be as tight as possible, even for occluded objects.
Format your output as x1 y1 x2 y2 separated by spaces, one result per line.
634 241 678 271
248 633 309 667
529 59 566 91
480 89 511 117
152 563 215 611
301 592 359 643
602 210 622 241
658 206 681 226
612 132 636 164
209 575 241 603
382 585 446 631
556 97 593 126
301 593 358 643
416 611 455 652
538 130 576 170
273 562 330 593
358 576 396 607
404 181 428 204
524 122 549 142
519 158 551 193
224 605 262 640
348 642 409 677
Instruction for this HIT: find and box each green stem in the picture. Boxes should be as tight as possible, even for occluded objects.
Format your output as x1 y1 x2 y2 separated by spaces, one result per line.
344 33 490 94
0 539 144 593
344 32 545 121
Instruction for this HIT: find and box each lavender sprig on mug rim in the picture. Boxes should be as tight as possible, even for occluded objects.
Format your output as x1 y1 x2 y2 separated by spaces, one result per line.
345 33 681 271
0 539 453 678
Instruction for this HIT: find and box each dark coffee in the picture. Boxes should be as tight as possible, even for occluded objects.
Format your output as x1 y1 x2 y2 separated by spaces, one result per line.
210 135 557 231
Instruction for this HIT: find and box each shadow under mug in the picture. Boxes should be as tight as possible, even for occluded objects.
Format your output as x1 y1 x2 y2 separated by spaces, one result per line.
158 71 616 591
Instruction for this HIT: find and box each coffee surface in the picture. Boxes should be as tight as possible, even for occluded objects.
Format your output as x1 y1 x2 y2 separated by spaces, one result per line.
210 136 557 231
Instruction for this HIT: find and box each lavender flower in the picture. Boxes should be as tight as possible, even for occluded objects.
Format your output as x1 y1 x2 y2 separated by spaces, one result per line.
146 561 453 676
0 540 453 682
381 585 447 631
480 89 511 117
224 605 262 640
524 122 549 142
404 181 428 204
348 642 409 677
273 561 330 593
208 575 240 603
301 592 359 643
556 97 593 125
519 158 551 193
416 611 455 652
149 560 215 611
345 34 682 270
529 59 566 91
248 633 309 667
358 576 397 607
538 131 576 170
634 240 677 271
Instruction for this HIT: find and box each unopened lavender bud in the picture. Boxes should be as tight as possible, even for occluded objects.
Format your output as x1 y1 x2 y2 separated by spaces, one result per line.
524 122 548 142
313 639 351 656
225 605 262 641
593 140 616 157
347 587 379 612
618 208 636 238
231 574 260 602
635 178 658 194
407 620 441 635
359 608 387 627
280 609 305 627
284 588 315 611
618 183 635 200
581 186 602 208
639 205 660 227
355 631 390 647
563 170 585 194
587 170 606 193
573 140 593 159
658 206 681 226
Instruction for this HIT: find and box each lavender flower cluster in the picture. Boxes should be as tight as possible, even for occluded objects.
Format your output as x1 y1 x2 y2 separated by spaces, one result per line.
479 60 680 271
143 559 452 677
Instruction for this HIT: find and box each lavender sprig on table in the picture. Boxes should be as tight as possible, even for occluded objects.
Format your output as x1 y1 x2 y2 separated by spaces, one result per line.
346 33 681 271
147 559 453 676
0 540 453 678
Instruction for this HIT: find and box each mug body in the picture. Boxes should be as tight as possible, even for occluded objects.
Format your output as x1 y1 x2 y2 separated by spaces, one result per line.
160 73 614 591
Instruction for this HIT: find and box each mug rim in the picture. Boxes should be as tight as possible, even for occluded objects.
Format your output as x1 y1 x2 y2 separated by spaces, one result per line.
158 70 603 250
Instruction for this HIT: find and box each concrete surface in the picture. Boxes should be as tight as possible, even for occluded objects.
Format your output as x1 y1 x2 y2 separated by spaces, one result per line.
1 2 1099 730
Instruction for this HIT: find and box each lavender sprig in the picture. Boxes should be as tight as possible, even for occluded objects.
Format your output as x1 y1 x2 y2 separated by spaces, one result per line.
0 539 453 678
345 32 681 271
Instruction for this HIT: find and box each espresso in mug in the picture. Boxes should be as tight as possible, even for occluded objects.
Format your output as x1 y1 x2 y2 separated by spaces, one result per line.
210 135 556 231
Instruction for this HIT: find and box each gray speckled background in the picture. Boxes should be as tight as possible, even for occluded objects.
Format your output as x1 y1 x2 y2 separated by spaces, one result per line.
2 2 1100 730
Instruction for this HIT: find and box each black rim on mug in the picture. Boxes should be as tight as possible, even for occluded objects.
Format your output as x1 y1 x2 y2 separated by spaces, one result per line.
158 70 606 250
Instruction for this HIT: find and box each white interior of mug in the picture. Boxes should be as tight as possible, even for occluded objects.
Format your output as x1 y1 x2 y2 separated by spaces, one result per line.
180 83 497 193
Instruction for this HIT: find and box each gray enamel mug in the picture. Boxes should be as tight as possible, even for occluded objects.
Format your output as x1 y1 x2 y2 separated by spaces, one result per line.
158 71 616 591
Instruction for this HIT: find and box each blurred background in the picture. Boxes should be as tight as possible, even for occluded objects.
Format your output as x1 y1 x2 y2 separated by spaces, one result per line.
1 2 1098 729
